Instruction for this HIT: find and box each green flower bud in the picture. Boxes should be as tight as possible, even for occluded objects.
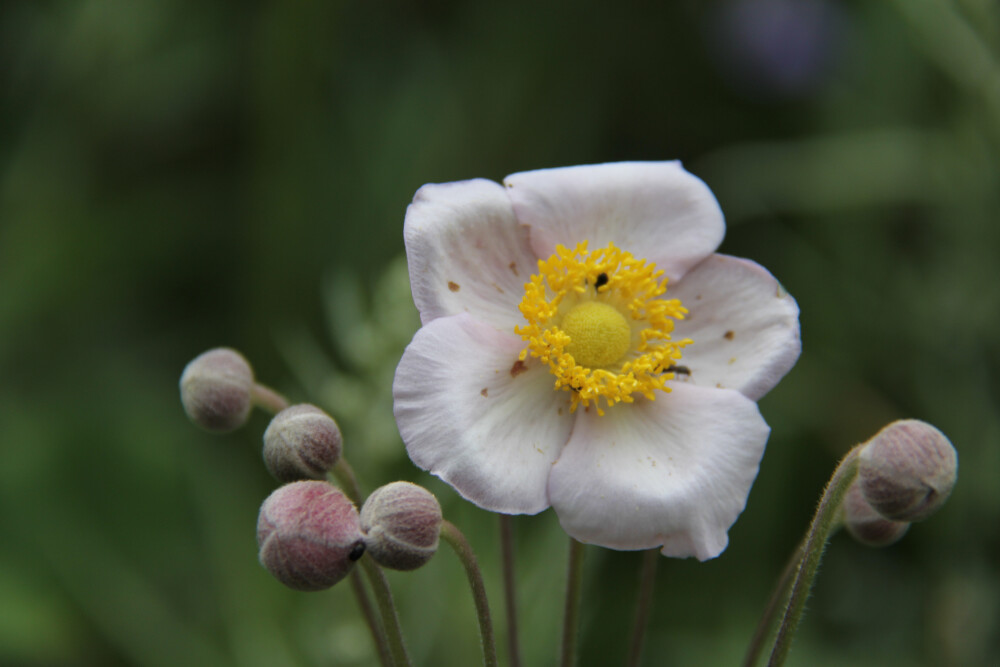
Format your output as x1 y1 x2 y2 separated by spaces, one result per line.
263 404 342 482
842 481 909 548
180 348 254 432
858 419 958 522
257 481 365 591
360 482 442 571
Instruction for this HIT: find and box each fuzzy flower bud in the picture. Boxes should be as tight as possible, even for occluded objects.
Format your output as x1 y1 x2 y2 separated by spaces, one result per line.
360 482 442 571
180 348 254 432
257 481 365 591
263 404 342 482
842 481 909 547
858 419 958 522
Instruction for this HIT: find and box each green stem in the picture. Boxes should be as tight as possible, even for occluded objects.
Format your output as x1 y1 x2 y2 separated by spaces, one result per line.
359 556 411 667
330 457 364 506
499 515 522 667
440 520 498 667
250 383 289 414
767 447 861 667
741 539 805 667
560 539 586 667
625 549 660 667
337 460 403 665
349 568 393 667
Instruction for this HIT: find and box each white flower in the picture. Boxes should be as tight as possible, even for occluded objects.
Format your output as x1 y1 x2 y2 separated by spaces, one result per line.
393 162 800 560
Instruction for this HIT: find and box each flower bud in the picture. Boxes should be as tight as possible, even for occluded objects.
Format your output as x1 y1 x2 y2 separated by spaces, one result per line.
257 481 365 591
263 404 342 482
858 419 958 522
180 348 254 432
842 481 909 548
360 482 442 571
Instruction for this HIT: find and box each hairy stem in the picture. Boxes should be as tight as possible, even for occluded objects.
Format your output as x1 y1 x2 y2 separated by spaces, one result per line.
741 539 804 667
349 568 393 667
330 458 364 506
626 549 660 667
560 539 586 667
440 520 498 667
250 383 289 414
359 557 411 667
499 515 522 667
767 447 860 667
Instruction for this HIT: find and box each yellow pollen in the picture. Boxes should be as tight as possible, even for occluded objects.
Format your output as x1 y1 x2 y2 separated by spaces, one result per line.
561 302 630 369
515 241 692 415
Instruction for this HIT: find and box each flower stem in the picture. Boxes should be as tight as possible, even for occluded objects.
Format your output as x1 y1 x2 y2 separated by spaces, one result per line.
333 460 400 664
499 515 522 667
330 457 364 506
250 382 289 414
625 549 659 667
440 520 498 667
766 447 861 667
741 539 804 667
560 539 586 667
349 568 393 667
359 556 412 667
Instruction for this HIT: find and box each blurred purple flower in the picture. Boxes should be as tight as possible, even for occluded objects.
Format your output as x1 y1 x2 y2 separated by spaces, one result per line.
710 0 846 97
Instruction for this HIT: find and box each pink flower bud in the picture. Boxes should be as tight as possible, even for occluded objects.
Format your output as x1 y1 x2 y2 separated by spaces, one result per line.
263 405 342 482
257 481 365 591
180 348 254 432
360 482 442 571
858 419 958 522
842 481 909 548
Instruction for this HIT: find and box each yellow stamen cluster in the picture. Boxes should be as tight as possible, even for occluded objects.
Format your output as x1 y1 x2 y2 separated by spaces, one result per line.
515 241 691 415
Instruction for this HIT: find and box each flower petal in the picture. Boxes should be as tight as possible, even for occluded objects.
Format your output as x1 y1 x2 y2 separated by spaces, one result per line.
503 162 725 283
548 384 769 560
404 179 538 330
393 313 573 514
669 254 801 401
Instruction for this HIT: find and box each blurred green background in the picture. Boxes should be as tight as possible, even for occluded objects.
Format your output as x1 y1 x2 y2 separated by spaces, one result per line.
1 0 998 665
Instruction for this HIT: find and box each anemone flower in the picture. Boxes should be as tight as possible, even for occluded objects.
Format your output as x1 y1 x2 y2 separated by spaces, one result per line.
393 162 800 560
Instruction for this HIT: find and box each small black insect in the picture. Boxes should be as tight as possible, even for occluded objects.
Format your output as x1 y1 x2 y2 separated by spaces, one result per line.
594 272 609 290
665 364 691 376
349 541 367 561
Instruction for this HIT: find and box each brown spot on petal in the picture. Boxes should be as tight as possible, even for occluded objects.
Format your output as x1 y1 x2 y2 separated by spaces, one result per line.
510 359 527 377
448 281 460 292
481 388 488 397
492 282 504 294
724 330 735 340
509 262 519 276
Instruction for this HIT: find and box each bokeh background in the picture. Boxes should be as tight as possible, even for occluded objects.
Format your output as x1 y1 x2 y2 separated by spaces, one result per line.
2 0 998 665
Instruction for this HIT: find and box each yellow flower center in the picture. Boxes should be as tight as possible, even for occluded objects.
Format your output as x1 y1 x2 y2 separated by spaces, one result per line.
561 302 631 369
515 241 691 415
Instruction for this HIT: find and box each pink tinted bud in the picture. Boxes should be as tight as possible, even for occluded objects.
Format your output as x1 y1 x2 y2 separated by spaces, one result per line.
263 404 342 482
257 481 365 591
858 420 958 522
842 482 909 548
361 482 442 571
180 348 254 432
